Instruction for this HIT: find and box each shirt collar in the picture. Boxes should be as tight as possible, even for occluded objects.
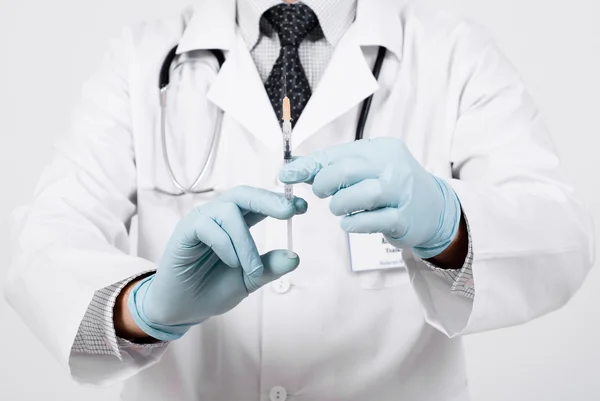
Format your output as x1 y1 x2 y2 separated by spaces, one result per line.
177 0 406 59
237 0 357 50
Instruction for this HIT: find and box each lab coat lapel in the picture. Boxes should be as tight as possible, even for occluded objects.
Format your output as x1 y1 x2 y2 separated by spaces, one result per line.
206 33 282 154
292 25 379 149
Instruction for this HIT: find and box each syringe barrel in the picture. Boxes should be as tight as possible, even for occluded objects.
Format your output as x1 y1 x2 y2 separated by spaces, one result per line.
282 120 293 200
284 184 293 200
282 121 293 161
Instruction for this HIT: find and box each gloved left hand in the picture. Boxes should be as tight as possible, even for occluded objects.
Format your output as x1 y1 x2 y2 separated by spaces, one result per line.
127 186 308 341
279 137 462 259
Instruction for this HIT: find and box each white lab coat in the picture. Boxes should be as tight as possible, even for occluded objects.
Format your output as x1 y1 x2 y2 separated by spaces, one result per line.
5 0 594 400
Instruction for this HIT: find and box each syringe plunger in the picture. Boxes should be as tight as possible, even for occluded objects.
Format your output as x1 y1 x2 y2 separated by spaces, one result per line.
282 96 291 121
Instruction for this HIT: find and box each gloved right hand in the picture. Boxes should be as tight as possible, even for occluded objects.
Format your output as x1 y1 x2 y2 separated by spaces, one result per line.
127 186 308 341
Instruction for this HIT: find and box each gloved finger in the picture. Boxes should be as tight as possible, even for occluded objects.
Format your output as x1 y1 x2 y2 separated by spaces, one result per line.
210 202 263 277
243 250 300 293
243 213 268 229
218 186 306 221
340 207 409 238
279 141 370 184
329 179 394 216
171 213 240 268
312 158 378 198
292 196 309 214
244 197 309 227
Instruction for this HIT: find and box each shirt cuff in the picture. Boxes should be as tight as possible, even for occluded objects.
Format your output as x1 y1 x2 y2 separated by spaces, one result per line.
71 270 167 360
421 214 474 299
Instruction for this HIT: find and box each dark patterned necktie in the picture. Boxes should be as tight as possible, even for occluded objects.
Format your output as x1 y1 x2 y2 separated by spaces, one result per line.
263 3 319 126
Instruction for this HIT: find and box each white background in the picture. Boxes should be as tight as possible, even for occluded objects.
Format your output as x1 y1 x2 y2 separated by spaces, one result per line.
0 0 598 400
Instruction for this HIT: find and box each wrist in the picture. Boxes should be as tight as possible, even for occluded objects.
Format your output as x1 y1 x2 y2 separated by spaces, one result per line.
412 177 462 259
427 213 469 269
127 276 191 342
114 275 154 340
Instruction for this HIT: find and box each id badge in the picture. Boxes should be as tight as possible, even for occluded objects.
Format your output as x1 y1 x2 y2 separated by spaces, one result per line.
348 233 406 272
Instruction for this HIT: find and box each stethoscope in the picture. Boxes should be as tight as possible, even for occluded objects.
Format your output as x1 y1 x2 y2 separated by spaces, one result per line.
158 45 387 196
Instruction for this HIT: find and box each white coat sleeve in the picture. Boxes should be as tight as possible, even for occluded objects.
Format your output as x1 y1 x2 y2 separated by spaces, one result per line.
406 24 595 337
4 27 169 385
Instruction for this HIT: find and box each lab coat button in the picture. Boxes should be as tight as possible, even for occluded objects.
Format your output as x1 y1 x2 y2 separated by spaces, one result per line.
272 278 291 294
269 386 287 401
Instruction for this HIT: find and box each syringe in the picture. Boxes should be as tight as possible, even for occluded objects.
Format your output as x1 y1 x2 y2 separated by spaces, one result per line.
282 96 294 252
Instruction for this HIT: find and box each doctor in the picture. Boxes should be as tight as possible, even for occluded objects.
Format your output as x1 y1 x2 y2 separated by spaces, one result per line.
5 0 594 400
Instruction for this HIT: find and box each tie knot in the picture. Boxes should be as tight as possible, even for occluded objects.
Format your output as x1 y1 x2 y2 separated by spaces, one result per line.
263 3 319 48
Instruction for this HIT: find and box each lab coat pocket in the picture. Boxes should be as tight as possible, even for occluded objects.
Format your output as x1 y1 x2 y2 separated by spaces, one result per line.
357 268 409 290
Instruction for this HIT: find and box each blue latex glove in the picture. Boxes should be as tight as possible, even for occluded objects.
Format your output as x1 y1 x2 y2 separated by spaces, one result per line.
279 138 461 259
128 186 308 341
